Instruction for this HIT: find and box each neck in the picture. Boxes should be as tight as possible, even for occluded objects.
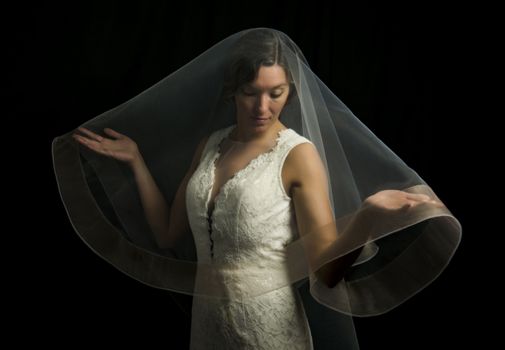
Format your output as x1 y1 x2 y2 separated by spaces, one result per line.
231 121 286 143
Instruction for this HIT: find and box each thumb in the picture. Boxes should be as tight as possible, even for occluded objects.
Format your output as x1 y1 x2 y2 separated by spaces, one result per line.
400 202 412 211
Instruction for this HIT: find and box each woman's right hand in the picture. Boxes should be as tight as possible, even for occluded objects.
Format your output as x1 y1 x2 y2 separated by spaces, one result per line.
72 126 142 166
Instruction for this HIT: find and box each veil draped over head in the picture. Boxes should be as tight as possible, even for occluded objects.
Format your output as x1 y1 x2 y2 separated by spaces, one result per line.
52 28 461 348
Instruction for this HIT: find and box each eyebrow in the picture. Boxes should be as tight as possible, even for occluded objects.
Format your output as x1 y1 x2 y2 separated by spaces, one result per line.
245 83 288 90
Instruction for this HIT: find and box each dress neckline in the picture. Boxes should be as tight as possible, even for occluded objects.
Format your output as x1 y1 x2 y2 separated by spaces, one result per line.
226 124 288 144
206 124 291 223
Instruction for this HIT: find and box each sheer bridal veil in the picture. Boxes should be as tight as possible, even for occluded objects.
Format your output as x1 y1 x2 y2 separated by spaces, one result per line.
52 27 461 348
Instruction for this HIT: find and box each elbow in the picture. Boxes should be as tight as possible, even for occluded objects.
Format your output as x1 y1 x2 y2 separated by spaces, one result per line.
156 239 178 258
154 232 173 250
315 263 345 288
156 237 174 250
315 246 364 288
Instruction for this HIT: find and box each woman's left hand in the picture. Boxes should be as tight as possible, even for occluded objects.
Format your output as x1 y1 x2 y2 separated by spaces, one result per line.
362 189 442 214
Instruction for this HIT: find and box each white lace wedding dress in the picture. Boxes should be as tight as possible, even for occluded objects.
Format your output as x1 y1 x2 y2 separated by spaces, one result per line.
185 124 314 349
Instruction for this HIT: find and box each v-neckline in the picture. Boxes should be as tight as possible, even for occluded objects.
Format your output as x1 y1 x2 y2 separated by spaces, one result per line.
206 124 290 222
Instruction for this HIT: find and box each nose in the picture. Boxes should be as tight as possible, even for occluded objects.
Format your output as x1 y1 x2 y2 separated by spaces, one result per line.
254 93 270 116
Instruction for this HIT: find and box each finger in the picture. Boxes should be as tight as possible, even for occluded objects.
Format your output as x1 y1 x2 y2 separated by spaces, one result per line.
411 197 444 208
426 199 444 207
405 193 430 202
77 127 104 142
73 134 91 144
74 134 106 153
103 128 123 139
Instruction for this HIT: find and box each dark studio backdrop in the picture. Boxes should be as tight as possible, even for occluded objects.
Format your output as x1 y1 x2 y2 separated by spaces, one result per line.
10 0 481 348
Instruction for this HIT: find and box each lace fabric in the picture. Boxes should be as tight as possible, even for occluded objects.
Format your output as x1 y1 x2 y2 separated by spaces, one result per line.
186 124 316 348
209 126 290 218
206 126 290 260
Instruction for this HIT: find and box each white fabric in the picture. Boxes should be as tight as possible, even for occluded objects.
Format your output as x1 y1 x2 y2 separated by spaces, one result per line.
186 124 313 348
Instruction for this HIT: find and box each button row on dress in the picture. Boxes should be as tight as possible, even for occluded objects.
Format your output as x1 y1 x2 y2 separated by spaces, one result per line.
207 216 214 258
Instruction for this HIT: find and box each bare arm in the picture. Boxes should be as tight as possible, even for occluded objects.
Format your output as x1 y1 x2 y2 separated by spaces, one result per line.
130 136 209 249
287 142 363 288
130 155 172 248
73 126 210 250
287 143 441 288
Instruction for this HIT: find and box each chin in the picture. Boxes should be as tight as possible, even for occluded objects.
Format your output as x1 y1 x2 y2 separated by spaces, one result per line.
250 116 273 125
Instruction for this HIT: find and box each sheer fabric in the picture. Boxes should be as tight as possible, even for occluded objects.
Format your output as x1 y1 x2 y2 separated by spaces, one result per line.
52 27 461 348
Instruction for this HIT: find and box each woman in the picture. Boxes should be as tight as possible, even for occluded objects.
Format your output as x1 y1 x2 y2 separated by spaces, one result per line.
54 28 461 349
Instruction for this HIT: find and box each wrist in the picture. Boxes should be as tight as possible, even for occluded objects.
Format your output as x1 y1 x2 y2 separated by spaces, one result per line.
129 153 145 170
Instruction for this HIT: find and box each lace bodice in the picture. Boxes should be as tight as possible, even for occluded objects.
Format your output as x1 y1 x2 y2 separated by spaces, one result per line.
185 124 314 349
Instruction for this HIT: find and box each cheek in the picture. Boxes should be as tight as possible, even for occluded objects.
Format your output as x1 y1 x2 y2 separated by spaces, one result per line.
235 97 287 114
273 98 288 112
236 98 253 110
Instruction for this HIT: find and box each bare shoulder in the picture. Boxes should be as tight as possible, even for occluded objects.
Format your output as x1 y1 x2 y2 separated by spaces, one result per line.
284 141 326 187
196 134 210 155
187 134 211 176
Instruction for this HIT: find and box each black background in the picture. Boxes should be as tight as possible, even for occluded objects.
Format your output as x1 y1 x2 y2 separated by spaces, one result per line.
10 0 487 348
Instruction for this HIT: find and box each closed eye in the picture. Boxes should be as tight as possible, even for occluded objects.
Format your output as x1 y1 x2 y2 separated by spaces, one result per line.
242 92 283 98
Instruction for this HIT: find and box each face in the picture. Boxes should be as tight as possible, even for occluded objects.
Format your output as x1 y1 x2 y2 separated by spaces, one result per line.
234 64 290 131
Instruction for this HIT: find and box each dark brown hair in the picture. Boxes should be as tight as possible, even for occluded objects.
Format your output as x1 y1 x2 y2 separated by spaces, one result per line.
222 29 296 105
